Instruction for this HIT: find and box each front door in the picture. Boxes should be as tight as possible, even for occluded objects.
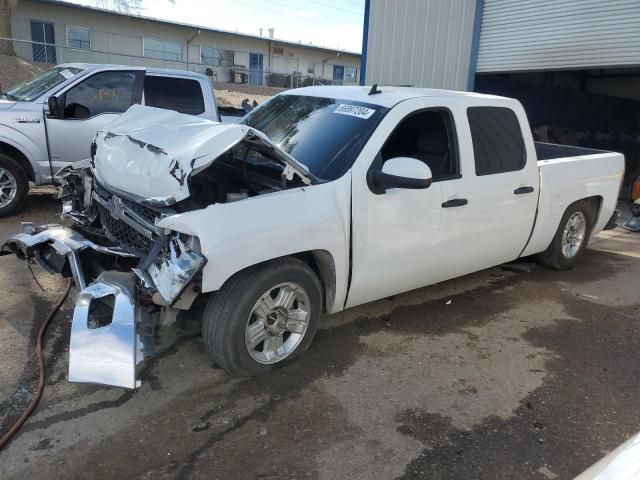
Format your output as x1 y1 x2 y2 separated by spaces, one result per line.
31 21 56 64
46 69 144 170
333 65 344 84
249 53 263 86
347 101 471 308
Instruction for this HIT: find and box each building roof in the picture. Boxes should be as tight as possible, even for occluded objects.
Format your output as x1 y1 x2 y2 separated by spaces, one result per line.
33 0 362 57
283 85 507 108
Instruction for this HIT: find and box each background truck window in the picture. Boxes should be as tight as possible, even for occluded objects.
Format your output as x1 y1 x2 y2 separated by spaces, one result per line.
467 107 525 176
144 76 205 115
63 71 137 118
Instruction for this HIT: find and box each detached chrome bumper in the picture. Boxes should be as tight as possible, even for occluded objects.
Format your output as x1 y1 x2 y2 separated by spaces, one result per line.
0 223 135 289
1 225 149 389
69 271 150 389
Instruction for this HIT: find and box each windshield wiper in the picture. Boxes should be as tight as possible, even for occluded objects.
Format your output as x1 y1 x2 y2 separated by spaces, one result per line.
0 92 17 101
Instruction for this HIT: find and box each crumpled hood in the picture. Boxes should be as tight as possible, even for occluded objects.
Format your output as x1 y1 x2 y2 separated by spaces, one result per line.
92 105 312 205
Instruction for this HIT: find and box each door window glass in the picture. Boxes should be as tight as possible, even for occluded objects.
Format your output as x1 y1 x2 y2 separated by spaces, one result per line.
381 110 459 180
144 76 205 115
64 71 137 118
467 107 525 176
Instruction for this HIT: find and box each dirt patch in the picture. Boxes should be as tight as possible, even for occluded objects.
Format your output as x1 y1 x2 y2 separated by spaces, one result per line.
0 54 48 91
213 82 282 109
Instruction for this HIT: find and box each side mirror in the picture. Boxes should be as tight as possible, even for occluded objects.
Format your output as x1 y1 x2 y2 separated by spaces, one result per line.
47 95 61 118
371 157 433 193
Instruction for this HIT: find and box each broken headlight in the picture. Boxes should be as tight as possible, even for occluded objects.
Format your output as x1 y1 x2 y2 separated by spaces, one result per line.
146 235 206 305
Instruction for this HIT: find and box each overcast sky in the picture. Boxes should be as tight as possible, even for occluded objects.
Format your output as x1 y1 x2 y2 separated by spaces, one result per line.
69 0 365 52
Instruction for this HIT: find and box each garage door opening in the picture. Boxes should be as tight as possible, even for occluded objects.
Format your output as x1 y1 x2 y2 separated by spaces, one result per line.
475 68 640 198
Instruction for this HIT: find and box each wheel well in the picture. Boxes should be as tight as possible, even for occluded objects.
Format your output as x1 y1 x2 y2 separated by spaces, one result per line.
0 142 35 181
293 250 336 313
579 195 602 231
215 251 338 313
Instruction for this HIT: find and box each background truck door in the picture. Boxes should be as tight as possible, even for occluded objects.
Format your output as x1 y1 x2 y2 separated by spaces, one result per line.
456 104 539 272
347 101 472 308
45 68 144 169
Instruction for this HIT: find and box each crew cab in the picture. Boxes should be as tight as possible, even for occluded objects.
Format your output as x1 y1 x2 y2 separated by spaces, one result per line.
1 86 624 389
0 64 221 216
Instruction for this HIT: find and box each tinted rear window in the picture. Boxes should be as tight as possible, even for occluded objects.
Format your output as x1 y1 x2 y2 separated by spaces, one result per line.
467 107 525 176
241 95 388 180
144 76 205 115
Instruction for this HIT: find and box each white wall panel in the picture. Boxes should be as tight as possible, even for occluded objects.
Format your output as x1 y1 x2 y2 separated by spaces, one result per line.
478 0 640 72
365 0 477 90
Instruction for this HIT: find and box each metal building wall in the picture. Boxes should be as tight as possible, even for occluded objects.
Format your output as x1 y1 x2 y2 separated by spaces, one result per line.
477 0 640 73
364 0 477 90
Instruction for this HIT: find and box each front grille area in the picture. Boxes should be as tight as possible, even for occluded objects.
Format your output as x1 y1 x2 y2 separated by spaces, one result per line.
97 203 153 257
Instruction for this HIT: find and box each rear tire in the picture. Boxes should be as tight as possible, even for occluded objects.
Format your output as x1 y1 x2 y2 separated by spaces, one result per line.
535 200 593 270
201 257 323 376
0 154 29 218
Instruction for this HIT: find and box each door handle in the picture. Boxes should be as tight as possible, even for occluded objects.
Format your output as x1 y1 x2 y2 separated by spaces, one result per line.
514 186 535 195
441 198 468 208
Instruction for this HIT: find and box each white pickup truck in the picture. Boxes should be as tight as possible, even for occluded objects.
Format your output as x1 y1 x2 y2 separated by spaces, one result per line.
1 86 623 388
0 64 222 216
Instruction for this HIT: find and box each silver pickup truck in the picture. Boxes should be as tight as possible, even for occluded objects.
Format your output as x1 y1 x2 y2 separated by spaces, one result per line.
0 64 221 216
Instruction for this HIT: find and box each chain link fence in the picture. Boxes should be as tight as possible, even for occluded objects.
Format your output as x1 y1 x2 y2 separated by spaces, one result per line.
0 37 352 108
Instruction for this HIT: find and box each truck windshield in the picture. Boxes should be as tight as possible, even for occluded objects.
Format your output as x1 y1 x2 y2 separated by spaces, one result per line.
241 94 388 180
5 66 83 102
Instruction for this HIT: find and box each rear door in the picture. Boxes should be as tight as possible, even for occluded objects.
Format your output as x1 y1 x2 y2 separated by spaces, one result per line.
46 68 145 167
457 103 539 272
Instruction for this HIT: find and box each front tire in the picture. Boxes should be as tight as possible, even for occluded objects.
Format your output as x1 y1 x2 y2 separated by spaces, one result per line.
0 154 28 218
535 200 593 270
201 257 323 376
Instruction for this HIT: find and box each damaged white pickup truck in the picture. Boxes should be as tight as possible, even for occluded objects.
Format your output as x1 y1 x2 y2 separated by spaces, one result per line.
1 86 624 388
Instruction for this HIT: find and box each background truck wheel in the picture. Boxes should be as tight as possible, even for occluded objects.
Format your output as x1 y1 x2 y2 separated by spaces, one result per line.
0 154 29 218
201 257 323 376
535 200 594 270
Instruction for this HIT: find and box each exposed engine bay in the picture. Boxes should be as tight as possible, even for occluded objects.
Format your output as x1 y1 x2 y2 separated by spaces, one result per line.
0 106 314 389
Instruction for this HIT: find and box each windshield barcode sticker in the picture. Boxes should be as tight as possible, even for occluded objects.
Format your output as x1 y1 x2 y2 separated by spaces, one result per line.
59 69 75 79
334 104 375 119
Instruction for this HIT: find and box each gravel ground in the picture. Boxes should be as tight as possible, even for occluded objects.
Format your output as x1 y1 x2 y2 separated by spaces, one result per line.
0 196 639 480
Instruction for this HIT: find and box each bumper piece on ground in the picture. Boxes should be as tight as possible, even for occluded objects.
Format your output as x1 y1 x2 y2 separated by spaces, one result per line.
0 224 135 289
68 271 150 389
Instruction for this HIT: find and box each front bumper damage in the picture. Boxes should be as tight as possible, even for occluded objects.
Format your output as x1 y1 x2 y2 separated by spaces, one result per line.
1 221 205 389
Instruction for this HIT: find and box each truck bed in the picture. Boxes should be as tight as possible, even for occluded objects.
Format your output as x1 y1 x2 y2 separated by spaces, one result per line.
522 146 624 257
535 142 606 161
